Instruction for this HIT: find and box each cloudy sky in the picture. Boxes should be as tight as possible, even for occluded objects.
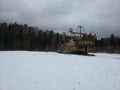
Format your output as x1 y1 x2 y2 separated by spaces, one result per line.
0 0 120 38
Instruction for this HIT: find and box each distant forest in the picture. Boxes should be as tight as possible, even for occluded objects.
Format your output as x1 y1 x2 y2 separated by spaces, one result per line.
0 22 120 53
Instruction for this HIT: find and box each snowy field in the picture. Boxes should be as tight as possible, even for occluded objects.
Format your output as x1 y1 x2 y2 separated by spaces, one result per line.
0 51 120 90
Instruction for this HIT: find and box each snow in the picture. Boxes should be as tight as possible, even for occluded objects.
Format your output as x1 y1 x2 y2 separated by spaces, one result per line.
0 51 120 90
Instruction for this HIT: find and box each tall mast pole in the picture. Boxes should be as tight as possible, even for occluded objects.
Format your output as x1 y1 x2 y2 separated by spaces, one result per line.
78 26 83 37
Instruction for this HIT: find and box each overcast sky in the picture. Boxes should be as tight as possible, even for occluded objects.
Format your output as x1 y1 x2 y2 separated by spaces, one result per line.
0 0 120 38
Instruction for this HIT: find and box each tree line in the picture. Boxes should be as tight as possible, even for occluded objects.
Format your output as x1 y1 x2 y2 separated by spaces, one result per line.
0 22 120 53
94 34 120 53
0 22 68 51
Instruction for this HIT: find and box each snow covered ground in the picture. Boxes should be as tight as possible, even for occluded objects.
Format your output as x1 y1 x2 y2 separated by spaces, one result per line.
0 51 120 90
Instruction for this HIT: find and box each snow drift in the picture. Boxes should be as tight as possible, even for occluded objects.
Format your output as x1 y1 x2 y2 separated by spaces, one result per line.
0 51 120 90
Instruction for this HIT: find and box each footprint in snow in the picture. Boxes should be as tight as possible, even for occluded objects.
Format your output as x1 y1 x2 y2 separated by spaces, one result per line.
112 85 115 88
78 82 80 84
73 87 76 90
72 64 74 66
34 80 40 83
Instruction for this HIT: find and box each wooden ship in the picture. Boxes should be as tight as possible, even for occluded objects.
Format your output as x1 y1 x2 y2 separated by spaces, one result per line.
58 26 95 55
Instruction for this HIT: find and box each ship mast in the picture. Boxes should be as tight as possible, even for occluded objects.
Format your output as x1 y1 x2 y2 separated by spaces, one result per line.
78 26 83 37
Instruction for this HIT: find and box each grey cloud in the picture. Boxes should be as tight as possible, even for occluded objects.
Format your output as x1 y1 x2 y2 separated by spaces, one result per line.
0 0 120 38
